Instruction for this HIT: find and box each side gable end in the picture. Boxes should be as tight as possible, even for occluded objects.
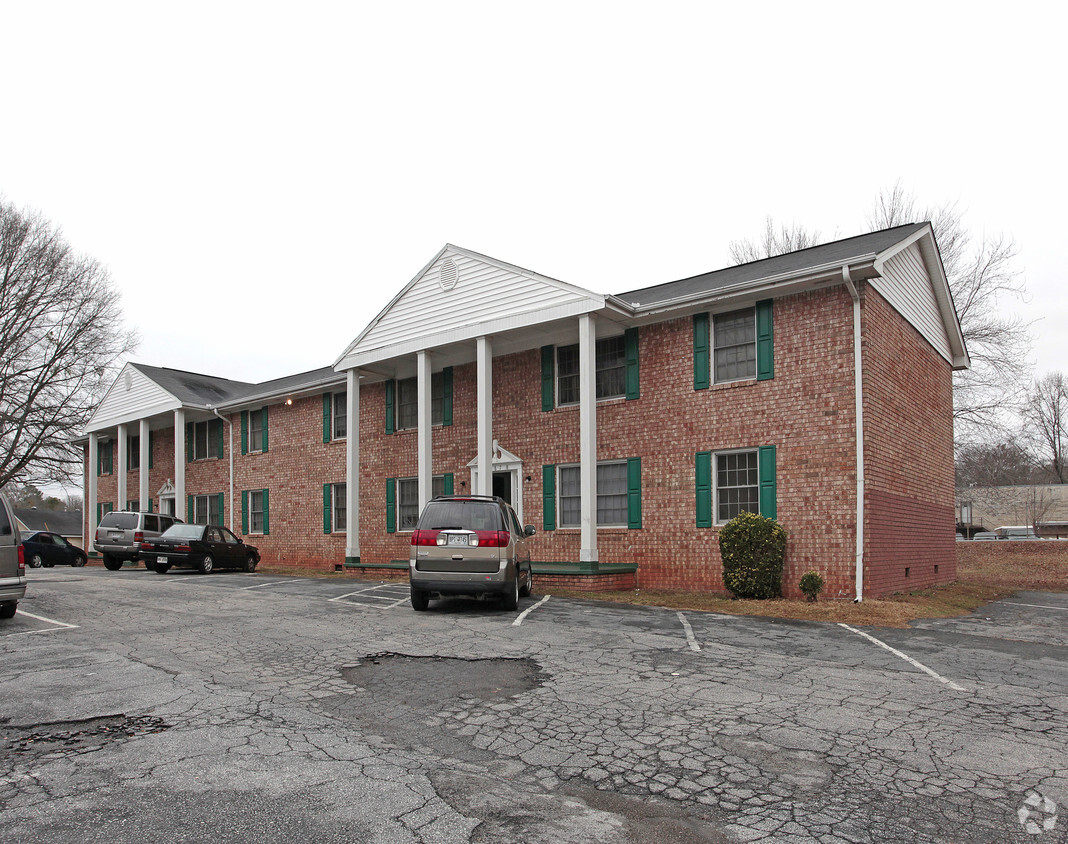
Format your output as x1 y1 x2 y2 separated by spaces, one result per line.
86 363 181 432
335 245 606 369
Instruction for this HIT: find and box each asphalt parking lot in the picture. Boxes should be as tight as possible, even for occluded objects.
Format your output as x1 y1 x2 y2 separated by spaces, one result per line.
2 568 1066 843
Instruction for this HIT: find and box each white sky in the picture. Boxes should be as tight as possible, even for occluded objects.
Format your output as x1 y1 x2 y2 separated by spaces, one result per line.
3 1 1065 388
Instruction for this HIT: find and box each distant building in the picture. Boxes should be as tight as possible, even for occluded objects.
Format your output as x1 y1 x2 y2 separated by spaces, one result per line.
14 509 84 546
82 224 966 599
957 485 1068 538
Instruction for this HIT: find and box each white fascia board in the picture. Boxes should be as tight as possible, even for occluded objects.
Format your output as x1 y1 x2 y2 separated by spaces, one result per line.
874 226 970 371
87 397 184 434
335 297 607 371
217 374 348 413
629 258 878 319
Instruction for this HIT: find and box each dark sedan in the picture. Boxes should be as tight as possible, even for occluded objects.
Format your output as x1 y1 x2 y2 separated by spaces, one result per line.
22 532 87 568
141 524 259 574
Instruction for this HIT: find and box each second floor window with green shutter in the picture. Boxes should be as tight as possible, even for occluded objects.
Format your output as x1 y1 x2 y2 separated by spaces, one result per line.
713 309 756 383
395 375 445 430
556 337 627 405
333 392 347 439
249 412 264 452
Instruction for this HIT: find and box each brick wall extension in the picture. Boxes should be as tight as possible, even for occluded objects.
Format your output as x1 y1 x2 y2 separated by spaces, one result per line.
861 285 956 595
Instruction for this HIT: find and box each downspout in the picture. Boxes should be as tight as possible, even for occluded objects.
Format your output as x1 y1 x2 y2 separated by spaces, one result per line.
211 408 234 532
842 266 865 602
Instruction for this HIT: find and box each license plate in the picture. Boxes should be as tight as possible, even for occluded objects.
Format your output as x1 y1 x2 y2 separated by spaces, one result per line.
447 534 469 547
157 556 168 564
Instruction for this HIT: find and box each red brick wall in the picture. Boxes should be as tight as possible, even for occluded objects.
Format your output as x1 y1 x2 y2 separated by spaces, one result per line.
861 285 957 594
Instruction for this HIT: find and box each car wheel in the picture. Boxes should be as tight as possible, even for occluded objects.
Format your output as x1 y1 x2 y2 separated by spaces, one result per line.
0 602 16 619
410 589 429 611
244 554 257 573
519 565 533 598
154 563 171 574
502 575 519 611
28 554 43 568
103 555 123 571
144 558 153 569
198 554 214 574
72 554 86 568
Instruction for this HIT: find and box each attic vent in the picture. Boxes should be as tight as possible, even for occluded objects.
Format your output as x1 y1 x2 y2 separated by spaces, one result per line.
124 371 133 391
439 258 458 291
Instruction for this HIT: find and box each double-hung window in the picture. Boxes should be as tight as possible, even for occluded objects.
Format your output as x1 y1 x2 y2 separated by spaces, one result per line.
716 450 759 523
249 490 266 534
248 411 264 453
128 436 140 471
98 441 114 475
558 461 629 527
333 392 347 439
556 336 626 405
396 475 447 531
191 419 222 460
332 483 346 532
713 309 756 383
395 374 444 431
192 493 222 525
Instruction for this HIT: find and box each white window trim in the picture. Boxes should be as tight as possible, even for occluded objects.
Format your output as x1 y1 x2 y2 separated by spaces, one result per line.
332 393 347 441
331 482 347 533
192 493 222 525
713 447 760 526
557 460 629 529
712 307 757 386
248 489 266 535
248 411 265 454
555 337 627 407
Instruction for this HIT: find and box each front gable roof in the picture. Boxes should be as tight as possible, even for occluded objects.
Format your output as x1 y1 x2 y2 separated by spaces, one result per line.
335 244 611 371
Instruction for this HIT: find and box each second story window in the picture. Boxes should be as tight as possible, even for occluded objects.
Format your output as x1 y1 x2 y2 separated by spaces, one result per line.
556 336 627 405
714 309 756 383
396 374 444 431
333 392 347 439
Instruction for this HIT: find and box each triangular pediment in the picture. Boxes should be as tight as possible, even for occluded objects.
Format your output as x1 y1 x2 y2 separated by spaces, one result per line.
87 363 183 433
335 245 606 370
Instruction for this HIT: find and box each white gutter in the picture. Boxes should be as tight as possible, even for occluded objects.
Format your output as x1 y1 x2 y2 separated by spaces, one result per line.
211 408 234 532
842 266 865 603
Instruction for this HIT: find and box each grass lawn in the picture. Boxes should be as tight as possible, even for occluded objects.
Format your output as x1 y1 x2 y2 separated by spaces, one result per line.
260 547 1068 628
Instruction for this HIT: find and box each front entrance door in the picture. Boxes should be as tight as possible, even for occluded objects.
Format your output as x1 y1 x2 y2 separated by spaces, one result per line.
492 471 512 505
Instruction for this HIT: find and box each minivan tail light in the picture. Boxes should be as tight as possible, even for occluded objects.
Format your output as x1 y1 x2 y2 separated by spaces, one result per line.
411 529 441 547
18 545 25 576
473 530 509 548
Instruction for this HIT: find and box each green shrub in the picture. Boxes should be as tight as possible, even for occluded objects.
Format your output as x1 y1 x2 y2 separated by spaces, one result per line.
799 570 824 602
719 512 787 599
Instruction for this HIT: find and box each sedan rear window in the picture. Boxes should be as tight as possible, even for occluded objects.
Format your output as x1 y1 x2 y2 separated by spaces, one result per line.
161 525 205 540
99 512 138 530
418 501 502 532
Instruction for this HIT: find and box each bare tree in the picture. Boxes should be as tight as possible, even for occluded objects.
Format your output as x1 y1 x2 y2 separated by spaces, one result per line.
1025 371 1068 483
0 198 138 489
955 438 1037 488
728 217 825 264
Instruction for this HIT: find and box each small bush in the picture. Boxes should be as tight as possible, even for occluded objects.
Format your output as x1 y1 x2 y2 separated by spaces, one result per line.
799 571 824 602
719 512 787 599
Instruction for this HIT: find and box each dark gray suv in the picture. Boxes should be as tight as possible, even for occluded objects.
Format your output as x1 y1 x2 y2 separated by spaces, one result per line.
94 511 182 569
409 495 535 611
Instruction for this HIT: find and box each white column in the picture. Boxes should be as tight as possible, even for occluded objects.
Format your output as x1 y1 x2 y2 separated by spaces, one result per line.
417 351 433 511
174 409 186 521
476 336 493 496
116 423 128 511
346 368 360 561
579 314 598 563
87 433 99 550
139 419 150 511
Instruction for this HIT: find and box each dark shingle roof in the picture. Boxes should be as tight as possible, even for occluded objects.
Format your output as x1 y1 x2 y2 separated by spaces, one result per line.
131 364 343 409
15 509 83 536
617 223 929 307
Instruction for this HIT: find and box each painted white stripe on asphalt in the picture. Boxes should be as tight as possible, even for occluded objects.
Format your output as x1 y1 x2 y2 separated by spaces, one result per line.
1000 601 1068 612
512 595 551 626
14 610 79 629
677 611 701 652
329 585 402 602
240 579 311 590
839 623 967 692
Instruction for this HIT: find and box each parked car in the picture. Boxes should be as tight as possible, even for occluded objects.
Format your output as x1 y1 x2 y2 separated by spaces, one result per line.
972 531 998 541
409 495 535 611
0 493 26 619
141 524 259 574
95 511 183 570
22 531 87 567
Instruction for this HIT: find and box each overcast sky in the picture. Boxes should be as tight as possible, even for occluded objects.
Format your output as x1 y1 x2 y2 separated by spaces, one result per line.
3 1 1064 389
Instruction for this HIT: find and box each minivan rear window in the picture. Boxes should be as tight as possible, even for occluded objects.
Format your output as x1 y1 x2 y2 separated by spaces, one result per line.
418 501 502 532
99 512 138 530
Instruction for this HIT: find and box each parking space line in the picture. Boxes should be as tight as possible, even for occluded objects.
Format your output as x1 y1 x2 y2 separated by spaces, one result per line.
328 585 404 603
8 610 80 635
240 579 312 590
839 623 967 692
512 595 551 626
1000 601 1068 612
677 611 701 651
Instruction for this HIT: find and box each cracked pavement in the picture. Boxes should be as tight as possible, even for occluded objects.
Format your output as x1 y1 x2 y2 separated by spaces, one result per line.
1 569 1066 843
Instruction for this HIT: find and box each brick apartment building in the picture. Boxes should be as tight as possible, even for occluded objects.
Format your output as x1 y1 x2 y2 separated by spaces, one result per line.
82 223 967 599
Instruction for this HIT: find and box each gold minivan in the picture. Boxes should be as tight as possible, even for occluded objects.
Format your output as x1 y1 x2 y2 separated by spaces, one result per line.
0 493 26 619
409 495 535 611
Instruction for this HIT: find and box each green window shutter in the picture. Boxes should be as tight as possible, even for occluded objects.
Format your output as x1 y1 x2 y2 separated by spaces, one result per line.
323 484 332 534
540 346 555 412
385 380 395 435
241 411 248 455
97 503 102 523
241 490 249 535
442 367 453 426
443 472 454 495
148 431 154 470
262 488 270 535
147 498 153 513
695 451 712 528
385 478 396 533
216 418 224 458
693 313 710 391
96 445 101 477
624 328 640 400
322 393 332 443
627 457 642 529
758 445 777 520
186 422 194 463
217 493 224 524
542 464 556 531
187 495 194 523
260 407 269 453
756 299 774 381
